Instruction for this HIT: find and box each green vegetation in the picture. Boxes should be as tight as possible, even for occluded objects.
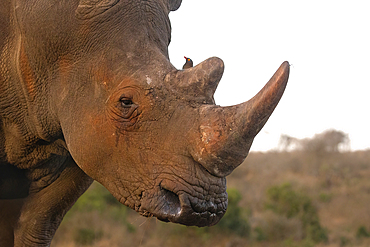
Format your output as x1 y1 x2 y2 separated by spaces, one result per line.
266 182 304 218
65 182 133 229
74 228 103 246
356 226 370 239
318 192 332 203
265 182 328 243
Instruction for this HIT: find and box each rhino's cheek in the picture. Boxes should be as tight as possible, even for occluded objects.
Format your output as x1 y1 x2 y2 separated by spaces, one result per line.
61 112 117 178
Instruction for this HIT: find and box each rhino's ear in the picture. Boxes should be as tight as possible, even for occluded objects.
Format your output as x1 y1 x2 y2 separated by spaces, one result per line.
76 0 119 20
168 0 182 11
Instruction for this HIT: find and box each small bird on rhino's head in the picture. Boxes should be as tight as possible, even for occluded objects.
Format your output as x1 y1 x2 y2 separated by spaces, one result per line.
182 56 193 69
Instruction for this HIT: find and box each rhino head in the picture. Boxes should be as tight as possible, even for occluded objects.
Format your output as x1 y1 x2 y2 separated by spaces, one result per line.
5 0 289 230
56 0 289 226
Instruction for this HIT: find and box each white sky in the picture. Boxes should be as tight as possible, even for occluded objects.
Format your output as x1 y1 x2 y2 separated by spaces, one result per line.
168 0 370 151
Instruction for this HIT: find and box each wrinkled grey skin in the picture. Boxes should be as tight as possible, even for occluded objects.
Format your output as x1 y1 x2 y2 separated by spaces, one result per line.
0 0 289 246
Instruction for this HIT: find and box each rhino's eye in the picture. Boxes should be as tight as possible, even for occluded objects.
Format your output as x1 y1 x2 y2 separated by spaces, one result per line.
120 98 133 108
115 96 139 122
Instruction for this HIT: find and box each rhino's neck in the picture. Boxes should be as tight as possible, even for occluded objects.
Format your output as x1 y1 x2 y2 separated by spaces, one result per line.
0 35 66 169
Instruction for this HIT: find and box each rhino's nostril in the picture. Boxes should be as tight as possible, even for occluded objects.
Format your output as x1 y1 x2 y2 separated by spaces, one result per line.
160 187 181 217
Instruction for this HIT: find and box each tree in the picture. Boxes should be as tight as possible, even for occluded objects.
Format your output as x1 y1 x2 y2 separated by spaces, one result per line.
278 129 350 153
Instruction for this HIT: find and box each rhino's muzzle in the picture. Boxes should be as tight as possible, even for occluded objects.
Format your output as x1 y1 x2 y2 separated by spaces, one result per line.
139 176 227 227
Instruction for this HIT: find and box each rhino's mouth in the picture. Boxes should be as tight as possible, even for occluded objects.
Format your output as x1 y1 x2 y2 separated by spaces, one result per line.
138 178 228 227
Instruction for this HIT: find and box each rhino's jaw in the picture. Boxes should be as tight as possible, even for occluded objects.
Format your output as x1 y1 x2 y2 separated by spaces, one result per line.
138 177 227 227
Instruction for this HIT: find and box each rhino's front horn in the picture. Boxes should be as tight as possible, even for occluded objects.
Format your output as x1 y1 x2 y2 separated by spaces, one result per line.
189 61 290 177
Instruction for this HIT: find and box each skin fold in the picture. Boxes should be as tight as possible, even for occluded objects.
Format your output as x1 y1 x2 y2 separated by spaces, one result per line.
0 0 289 246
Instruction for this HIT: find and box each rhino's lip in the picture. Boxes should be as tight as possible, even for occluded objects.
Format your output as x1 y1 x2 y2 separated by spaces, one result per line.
138 179 227 227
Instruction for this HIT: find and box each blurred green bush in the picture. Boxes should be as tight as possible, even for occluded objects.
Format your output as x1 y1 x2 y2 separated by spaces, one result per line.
74 228 103 246
356 225 370 239
64 182 136 245
265 182 328 243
